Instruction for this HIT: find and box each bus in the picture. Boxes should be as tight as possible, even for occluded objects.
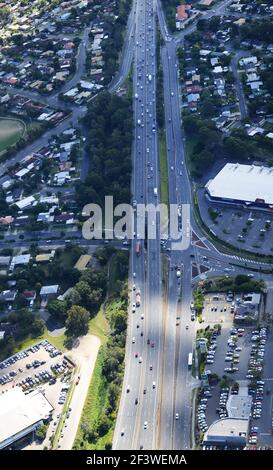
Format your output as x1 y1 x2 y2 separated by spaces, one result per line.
188 353 193 368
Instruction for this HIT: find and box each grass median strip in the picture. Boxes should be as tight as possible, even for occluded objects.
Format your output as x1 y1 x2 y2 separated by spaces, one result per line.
159 130 169 207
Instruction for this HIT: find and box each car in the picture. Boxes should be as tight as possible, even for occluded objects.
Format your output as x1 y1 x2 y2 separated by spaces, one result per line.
175 413 179 420
144 421 148 429
135 352 138 358
139 357 143 363
132 337 136 344
141 314 144 320
143 388 146 394
185 325 189 330
126 385 130 393
121 428 125 436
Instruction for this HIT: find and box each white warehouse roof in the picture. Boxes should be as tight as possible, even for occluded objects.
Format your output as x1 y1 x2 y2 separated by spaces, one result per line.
204 418 248 440
206 163 273 205
0 388 53 449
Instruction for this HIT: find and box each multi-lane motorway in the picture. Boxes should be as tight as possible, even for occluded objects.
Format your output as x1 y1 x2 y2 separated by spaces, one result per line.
113 0 164 450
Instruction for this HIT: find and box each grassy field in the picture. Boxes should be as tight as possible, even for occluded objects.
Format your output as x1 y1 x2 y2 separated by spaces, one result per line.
12 330 66 355
0 118 25 154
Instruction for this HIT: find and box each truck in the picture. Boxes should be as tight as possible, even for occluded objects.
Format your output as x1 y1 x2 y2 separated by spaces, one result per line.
153 187 158 197
135 241 141 256
148 74 152 82
136 290 141 307
188 353 193 368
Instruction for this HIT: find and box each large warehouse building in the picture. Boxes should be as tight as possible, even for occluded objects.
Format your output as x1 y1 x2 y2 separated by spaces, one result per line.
205 163 273 210
0 388 53 450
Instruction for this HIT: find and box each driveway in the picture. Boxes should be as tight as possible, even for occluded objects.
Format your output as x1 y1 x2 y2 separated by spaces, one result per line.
58 334 101 450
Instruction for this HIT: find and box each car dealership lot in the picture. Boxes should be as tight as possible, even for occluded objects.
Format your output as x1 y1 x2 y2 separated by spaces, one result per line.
197 321 273 447
196 293 273 447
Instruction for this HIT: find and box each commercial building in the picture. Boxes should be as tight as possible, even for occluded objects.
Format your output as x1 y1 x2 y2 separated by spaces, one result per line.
0 388 53 449
234 293 261 323
203 418 248 449
205 163 273 210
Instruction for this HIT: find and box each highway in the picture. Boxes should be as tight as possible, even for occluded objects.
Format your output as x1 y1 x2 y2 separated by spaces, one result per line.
113 0 164 450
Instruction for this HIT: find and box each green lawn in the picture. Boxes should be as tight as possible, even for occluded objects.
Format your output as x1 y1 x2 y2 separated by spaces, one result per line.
0 118 25 154
159 130 169 207
88 306 109 343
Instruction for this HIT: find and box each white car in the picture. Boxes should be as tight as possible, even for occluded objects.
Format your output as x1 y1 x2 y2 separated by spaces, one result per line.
139 357 143 363
175 413 179 420
144 421 148 429
141 313 144 319
132 337 136 344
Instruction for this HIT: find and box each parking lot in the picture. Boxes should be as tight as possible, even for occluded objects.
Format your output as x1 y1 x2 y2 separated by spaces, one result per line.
0 340 75 449
196 293 273 447
198 189 273 256
0 341 74 395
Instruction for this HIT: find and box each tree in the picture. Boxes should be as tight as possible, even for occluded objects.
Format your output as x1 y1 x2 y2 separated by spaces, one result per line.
65 305 90 338
36 424 47 441
97 415 111 436
234 274 249 286
47 299 67 321
31 317 45 337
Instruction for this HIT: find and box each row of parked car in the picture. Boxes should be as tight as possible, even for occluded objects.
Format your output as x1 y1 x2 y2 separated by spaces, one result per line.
18 369 54 390
216 387 230 419
247 327 268 445
197 387 213 433
0 349 31 370
51 359 72 375
205 330 219 365
43 340 62 358
246 328 266 381
58 385 69 405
